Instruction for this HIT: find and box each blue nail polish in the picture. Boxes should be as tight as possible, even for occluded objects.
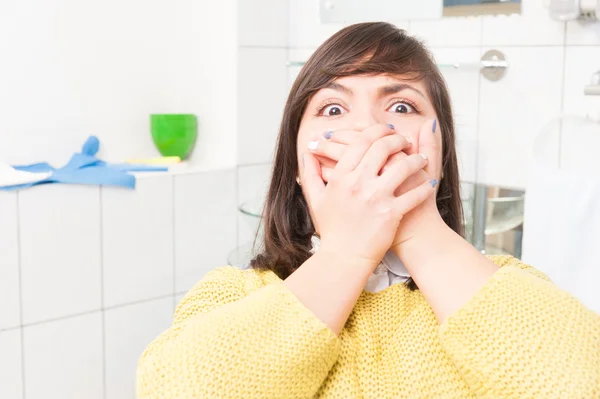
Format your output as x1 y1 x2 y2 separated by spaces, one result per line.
302 153 305 169
430 179 438 188
387 123 395 130
324 131 333 139
432 118 437 133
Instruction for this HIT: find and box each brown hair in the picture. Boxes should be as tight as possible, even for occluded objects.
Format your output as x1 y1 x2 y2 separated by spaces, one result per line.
249 22 463 290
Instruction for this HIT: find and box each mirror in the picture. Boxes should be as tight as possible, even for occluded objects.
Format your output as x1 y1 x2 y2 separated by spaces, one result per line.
319 0 521 23
443 0 522 17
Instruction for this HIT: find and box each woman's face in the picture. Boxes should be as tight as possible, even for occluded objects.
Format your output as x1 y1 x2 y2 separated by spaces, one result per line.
297 74 440 171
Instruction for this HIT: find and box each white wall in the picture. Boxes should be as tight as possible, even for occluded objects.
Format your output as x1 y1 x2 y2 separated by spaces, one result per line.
0 170 237 399
0 0 237 170
285 0 600 189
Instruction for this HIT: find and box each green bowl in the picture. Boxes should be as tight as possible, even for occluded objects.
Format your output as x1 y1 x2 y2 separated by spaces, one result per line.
150 114 197 159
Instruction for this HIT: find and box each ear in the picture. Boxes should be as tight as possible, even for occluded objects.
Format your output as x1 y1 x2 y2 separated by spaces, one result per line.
417 118 442 182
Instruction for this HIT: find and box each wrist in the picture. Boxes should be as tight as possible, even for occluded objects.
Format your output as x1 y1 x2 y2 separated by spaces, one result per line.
391 214 456 265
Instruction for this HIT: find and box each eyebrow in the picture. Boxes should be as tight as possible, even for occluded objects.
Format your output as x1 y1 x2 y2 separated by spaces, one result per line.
324 82 426 99
325 82 354 96
379 83 426 99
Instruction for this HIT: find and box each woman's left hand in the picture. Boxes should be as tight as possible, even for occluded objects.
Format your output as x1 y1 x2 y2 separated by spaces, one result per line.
308 118 445 255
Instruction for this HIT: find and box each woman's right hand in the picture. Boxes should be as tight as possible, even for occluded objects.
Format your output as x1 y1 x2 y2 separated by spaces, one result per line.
299 123 435 270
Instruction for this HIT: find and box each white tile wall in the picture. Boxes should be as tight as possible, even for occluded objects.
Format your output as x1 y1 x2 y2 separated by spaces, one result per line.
19 185 102 324
0 192 20 330
174 170 237 293
478 46 564 188
411 17 482 47
104 296 173 399
237 164 271 249
23 312 103 399
102 175 174 308
563 47 600 116
566 20 600 45
431 47 483 183
239 0 288 47
288 0 346 48
238 47 288 165
481 0 565 46
0 0 237 170
0 329 23 399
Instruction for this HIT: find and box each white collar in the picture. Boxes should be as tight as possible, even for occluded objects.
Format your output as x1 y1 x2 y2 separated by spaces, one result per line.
309 235 410 292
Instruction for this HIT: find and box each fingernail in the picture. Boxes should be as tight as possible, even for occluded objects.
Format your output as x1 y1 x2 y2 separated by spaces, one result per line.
419 153 427 160
324 131 333 139
404 136 412 144
387 123 395 130
430 179 438 188
302 153 305 169
432 118 437 134
308 141 319 151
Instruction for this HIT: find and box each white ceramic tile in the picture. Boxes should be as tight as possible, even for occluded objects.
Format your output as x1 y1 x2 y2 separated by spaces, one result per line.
0 192 20 330
289 0 347 48
0 1 237 171
0 329 23 399
23 312 103 399
174 293 186 312
237 164 271 250
457 138 478 183
482 0 565 46
478 47 564 189
411 17 482 47
431 48 481 142
104 297 173 399
287 48 317 91
19 185 101 325
102 176 174 308
238 0 288 47
174 170 237 293
563 47 600 116
238 47 288 165
566 20 600 45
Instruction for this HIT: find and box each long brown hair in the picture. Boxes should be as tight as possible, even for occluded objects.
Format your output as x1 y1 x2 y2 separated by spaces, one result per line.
249 22 462 290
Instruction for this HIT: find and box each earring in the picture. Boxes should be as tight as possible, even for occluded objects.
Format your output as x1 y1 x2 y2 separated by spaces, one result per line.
296 176 302 186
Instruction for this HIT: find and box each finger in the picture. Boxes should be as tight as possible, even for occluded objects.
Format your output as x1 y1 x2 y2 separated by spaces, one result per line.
315 154 337 169
355 134 412 177
379 151 407 175
335 124 397 173
378 153 428 192
307 139 345 162
321 166 334 182
300 151 325 206
394 178 438 215
418 118 442 181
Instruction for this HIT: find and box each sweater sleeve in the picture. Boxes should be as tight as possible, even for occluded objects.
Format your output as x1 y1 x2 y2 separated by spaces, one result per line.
439 256 600 398
136 266 341 399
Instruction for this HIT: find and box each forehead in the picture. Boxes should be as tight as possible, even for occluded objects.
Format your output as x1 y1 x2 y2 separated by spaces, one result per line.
326 74 428 93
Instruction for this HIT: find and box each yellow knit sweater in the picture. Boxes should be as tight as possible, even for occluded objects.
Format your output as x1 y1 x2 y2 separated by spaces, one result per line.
136 255 600 398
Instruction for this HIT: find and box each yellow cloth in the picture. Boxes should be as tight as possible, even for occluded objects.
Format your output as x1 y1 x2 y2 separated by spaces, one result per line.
136 255 600 398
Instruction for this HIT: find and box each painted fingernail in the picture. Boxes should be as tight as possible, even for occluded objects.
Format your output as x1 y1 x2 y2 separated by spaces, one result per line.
432 118 437 133
308 141 319 151
430 179 438 187
324 131 333 139
302 152 305 169
387 123 395 130
419 153 428 160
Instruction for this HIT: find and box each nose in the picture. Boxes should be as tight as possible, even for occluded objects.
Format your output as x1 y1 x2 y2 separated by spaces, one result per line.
347 108 380 132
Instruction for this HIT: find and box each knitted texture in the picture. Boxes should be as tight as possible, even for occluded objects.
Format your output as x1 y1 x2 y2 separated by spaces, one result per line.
136 256 600 398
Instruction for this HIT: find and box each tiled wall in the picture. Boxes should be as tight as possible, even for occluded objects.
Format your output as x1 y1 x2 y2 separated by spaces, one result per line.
0 170 237 399
242 0 600 191
0 0 237 170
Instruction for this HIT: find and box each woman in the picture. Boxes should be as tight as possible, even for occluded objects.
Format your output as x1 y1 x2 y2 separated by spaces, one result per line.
137 23 600 398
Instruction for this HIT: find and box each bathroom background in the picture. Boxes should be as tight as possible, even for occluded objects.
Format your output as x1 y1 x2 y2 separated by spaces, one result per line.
0 0 599 398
